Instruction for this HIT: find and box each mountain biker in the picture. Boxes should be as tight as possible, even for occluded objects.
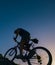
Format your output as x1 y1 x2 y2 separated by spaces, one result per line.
13 28 31 56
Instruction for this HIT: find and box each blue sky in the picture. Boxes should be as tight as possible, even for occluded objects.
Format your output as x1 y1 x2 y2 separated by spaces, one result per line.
0 0 55 65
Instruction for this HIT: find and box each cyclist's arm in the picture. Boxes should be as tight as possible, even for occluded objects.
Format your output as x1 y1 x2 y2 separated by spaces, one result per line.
13 34 18 42
15 34 18 39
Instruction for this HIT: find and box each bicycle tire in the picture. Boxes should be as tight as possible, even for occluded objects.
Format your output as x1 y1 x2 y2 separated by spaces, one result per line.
4 48 17 61
27 46 52 65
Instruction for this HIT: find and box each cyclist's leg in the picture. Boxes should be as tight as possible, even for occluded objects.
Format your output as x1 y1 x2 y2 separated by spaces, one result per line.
20 39 26 56
19 40 27 62
20 36 30 55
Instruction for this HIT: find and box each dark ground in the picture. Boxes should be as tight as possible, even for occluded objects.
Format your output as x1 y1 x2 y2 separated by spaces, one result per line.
0 54 17 65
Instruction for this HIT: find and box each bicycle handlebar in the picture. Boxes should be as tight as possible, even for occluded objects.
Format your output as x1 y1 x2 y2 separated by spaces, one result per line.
13 38 20 44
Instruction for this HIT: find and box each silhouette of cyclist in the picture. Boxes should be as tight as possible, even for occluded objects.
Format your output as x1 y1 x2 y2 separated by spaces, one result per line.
14 28 31 56
14 28 38 57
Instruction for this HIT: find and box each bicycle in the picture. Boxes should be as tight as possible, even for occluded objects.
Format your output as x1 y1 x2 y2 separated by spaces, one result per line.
4 38 52 65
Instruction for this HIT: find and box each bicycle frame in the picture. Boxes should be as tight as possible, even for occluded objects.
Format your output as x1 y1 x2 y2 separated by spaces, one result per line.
4 39 38 62
14 42 37 60
4 39 52 65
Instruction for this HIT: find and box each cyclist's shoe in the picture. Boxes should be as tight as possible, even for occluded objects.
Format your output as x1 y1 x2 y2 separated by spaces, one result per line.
21 55 26 62
22 58 26 62
16 54 26 62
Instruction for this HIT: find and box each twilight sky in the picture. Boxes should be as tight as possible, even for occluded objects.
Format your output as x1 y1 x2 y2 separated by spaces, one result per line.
0 0 55 65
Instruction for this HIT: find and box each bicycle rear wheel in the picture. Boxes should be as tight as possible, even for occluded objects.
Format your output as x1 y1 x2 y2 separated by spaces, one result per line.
4 48 17 61
28 46 52 65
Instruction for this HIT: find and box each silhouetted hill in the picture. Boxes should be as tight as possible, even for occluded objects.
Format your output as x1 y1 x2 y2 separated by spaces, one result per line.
0 54 17 65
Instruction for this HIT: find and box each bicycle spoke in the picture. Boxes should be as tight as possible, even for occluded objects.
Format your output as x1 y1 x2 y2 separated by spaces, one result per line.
28 47 52 65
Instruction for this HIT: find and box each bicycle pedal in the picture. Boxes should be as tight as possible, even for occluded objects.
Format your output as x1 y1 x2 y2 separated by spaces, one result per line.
16 55 21 59
40 62 42 65
22 59 26 62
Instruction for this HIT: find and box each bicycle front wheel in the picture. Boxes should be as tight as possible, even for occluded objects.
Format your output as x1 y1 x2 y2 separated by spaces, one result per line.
4 48 17 61
28 46 52 65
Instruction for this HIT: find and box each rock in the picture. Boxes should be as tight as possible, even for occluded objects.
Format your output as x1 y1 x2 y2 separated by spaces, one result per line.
0 54 17 65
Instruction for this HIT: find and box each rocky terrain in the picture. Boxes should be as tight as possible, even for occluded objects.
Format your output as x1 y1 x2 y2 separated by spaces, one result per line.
0 54 17 65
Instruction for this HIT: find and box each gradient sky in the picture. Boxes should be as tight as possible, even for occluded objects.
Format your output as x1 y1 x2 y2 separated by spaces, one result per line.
0 0 55 65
